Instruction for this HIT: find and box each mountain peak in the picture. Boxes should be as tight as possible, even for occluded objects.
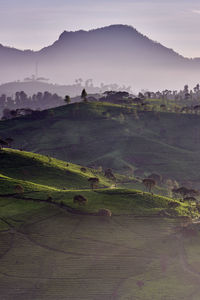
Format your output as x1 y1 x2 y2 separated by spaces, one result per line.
59 29 86 40
58 24 139 41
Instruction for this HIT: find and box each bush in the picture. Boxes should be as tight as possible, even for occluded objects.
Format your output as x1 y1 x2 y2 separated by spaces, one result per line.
73 195 88 206
168 201 180 208
14 184 24 194
47 196 53 202
98 208 112 217
88 177 99 189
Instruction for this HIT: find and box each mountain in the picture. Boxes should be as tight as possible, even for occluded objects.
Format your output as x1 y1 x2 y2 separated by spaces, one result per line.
0 24 200 90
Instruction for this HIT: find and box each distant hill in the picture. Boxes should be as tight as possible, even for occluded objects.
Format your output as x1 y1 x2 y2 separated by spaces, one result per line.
0 80 101 98
1 102 200 188
0 24 200 90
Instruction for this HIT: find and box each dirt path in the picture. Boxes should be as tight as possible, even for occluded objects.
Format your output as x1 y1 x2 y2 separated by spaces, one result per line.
0 232 14 260
177 235 200 279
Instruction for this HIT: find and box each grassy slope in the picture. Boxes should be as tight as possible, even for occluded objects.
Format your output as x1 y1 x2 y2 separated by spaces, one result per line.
0 148 111 189
0 174 192 229
0 102 200 186
0 149 195 232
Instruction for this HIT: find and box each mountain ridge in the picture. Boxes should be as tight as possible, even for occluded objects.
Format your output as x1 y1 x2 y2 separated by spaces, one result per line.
0 24 199 90
0 25 189 59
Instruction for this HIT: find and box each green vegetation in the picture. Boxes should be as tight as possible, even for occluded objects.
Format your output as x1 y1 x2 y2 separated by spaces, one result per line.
0 148 111 189
0 149 196 234
0 105 200 299
1 102 200 189
1 209 200 300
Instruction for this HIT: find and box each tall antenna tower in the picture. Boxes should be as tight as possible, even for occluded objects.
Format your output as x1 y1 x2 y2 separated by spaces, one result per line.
35 61 38 79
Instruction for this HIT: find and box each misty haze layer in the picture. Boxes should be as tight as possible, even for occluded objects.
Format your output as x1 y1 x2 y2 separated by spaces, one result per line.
1 25 200 91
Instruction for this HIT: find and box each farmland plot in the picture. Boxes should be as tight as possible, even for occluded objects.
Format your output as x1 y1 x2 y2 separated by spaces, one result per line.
0 210 200 300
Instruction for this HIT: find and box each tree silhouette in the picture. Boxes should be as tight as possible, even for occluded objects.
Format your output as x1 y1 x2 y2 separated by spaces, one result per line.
88 177 99 189
0 139 8 149
142 178 156 193
81 89 88 102
64 95 71 104
5 138 14 148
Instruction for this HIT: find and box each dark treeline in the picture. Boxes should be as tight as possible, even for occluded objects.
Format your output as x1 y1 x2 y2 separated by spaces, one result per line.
143 84 200 103
0 91 64 119
100 84 200 113
2 83 200 120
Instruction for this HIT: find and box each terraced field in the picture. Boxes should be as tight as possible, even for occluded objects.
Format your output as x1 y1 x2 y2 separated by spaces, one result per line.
0 209 200 300
0 148 199 299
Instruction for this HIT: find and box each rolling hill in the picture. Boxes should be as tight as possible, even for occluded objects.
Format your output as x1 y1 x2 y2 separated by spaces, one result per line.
1 102 200 188
0 148 197 300
0 80 102 98
0 148 193 229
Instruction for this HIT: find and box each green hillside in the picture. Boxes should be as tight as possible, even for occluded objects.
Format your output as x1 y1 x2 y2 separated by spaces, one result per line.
0 149 198 300
1 102 200 188
0 148 112 189
0 172 193 232
0 149 195 232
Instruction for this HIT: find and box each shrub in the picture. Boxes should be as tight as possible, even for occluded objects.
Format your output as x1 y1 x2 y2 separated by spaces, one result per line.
73 195 88 206
168 201 180 208
98 208 112 217
196 204 200 212
104 169 116 180
14 184 24 194
88 177 99 189
184 197 197 202
47 196 53 202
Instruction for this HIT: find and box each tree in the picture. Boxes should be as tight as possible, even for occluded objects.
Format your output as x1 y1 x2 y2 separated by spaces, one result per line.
5 138 14 148
88 177 99 189
2 108 11 120
104 169 115 180
81 89 88 102
0 139 8 149
147 173 162 185
172 187 198 201
64 95 71 105
142 178 156 193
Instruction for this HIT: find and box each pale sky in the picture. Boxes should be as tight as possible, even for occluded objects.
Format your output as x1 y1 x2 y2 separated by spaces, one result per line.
1 0 200 57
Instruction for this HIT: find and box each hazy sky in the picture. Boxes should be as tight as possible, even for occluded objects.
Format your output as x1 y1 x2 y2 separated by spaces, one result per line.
1 0 200 57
